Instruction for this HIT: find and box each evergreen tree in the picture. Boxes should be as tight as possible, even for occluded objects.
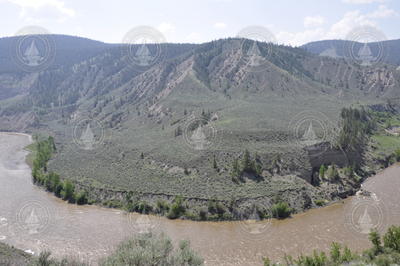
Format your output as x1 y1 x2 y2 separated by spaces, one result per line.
242 149 251 172
319 164 327 178
231 158 241 177
213 155 218 169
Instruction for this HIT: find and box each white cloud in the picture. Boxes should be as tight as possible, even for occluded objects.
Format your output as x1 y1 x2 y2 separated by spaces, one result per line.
304 15 325 28
277 28 325 46
5 0 75 17
326 6 395 39
368 5 397 18
157 22 176 34
325 10 375 39
277 4 395 46
214 22 227 29
342 0 386 4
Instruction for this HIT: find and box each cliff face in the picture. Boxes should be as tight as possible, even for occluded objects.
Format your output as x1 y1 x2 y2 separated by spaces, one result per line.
307 142 362 169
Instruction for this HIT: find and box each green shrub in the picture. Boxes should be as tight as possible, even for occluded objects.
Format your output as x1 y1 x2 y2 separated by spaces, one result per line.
383 226 400 252
326 165 339 181
343 166 354 178
31 233 203 266
319 164 326 178
156 200 170 214
167 196 186 219
315 199 326 207
135 201 153 214
103 200 124 209
207 200 226 217
61 180 75 203
101 233 203 266
271 202 291 219
394 149 400 162
75 191 88 205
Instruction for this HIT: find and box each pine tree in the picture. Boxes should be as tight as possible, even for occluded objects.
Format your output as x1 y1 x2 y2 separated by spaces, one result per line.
242 149 251 172
231 158 241 177
213 155 218 169
319 164 326 178
255 162 262 176
254 153 262 176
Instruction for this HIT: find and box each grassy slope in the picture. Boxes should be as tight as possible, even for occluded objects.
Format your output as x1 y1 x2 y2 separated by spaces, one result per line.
0 242 31 266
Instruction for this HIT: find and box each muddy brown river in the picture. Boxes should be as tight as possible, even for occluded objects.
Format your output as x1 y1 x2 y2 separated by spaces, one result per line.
0 132 399 265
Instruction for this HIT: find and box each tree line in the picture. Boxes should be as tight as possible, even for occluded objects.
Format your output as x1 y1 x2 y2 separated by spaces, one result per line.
31 137 88 205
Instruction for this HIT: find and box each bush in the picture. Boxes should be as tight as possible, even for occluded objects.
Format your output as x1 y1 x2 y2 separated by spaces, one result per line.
207 200 226 217
326 165 339 181
271 202 291 219
101 233 203 266
343 166 355 178
31 233 203 266
319 164 326 178
383 226 400 252
315 199 326 207
61 180 75 203
394 149 400 162
75 191 88 205
103 200 124 209
156 200 170 215
167 196 186 219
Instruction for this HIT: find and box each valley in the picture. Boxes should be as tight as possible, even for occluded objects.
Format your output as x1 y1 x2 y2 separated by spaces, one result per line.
1 30 400 265
1 36 400 223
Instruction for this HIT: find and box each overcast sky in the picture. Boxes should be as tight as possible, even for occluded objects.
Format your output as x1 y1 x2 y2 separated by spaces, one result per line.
0 0 398 46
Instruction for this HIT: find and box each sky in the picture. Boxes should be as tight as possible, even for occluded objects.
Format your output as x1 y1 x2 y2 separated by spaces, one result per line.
0 0 399 46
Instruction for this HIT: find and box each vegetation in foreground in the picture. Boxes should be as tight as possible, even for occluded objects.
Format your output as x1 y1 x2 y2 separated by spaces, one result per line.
0 232 203 266
264 225 400 266
3 226 400 265
0 242 31 266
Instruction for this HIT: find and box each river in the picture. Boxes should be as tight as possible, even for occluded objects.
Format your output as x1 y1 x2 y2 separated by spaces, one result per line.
0 132 399 265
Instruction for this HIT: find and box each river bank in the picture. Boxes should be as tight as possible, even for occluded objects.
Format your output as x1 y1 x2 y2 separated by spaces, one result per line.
0 132 399 265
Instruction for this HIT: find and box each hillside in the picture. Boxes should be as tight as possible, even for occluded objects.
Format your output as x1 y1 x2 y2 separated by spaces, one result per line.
1 35 400 220
302 39 400 66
